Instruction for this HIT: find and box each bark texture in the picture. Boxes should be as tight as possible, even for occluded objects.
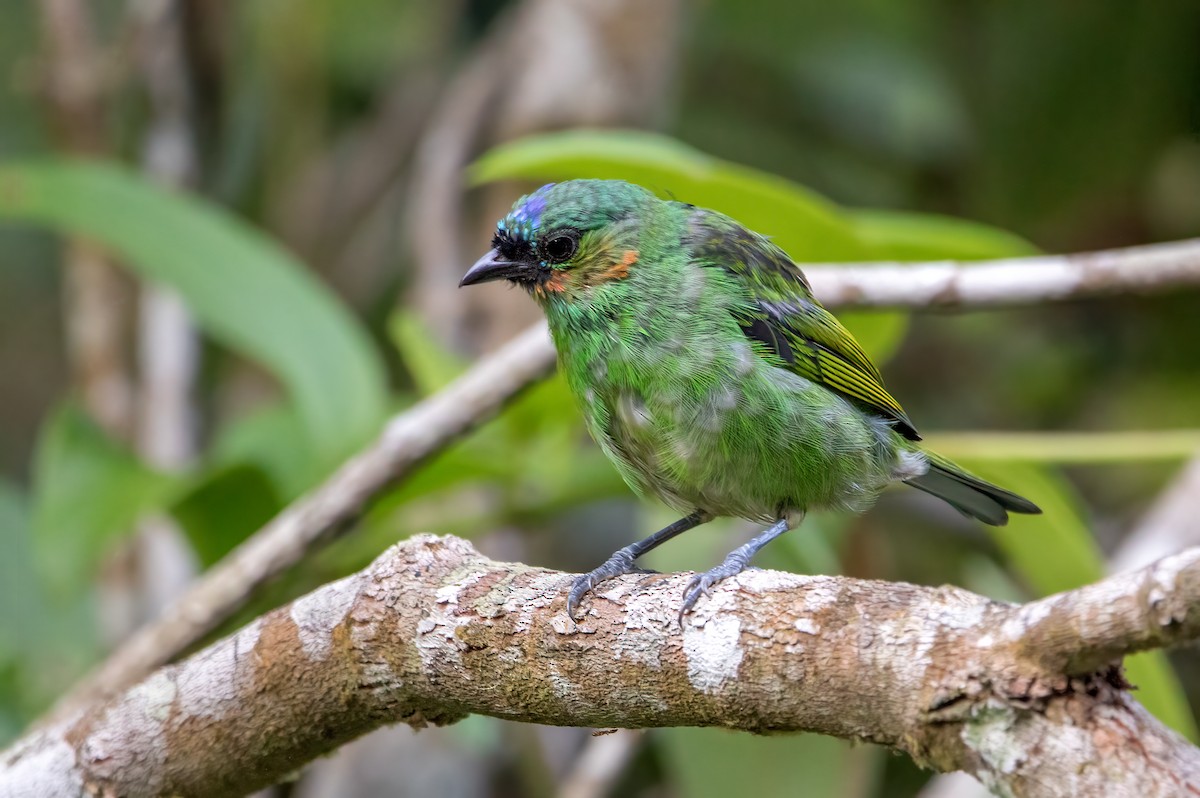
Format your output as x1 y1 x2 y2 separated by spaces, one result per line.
6 536 1199 797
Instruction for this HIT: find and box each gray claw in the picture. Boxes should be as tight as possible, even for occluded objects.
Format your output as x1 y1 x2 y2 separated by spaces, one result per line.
677 517 795 627
678 573 716 624
567 574 599 620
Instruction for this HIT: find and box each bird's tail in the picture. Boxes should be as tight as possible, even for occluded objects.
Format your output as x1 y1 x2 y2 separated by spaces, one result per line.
904 452 1041 526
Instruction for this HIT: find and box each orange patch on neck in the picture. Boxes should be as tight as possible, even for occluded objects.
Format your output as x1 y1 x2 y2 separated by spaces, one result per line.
537 268 568 297
600 249 638 281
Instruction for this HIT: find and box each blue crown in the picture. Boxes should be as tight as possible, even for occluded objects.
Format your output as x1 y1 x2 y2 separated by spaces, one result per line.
498 183 555 241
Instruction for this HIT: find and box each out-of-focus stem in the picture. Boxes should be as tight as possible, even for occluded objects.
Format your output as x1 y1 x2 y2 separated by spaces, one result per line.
38 0 135 440
130 0 202 617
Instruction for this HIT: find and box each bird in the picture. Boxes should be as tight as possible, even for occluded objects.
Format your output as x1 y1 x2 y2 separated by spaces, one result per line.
460 179 1041 622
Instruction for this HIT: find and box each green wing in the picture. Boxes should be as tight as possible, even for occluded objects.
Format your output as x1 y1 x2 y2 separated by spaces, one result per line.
684 208 920 440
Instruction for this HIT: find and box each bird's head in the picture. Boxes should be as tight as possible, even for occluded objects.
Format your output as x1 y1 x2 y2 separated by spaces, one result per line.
460 180 658 303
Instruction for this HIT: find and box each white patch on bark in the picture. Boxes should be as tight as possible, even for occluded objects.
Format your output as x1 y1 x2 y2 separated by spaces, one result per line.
937 596 989 630
1007 598 1054 639
498 572 562 633
963 707 1026 785
291 575 360 660
177 630 245 722
82 671 175 795
132 669 177 724
0 733 82 798
794 618 819 635
415 568 487 675
348 600 393 687
739 570 839 615
611 582 671 669
875 614 937 676
550 613 575 635
1146 550 1196 624
683 610 744 694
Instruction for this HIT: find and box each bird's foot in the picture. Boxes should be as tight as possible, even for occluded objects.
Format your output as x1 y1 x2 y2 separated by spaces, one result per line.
567 550 640 620
565 510 716 620
678 556 753 624
677 518 792 624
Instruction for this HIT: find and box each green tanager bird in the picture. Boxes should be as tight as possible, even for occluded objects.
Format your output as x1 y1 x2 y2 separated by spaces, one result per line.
460 179 1040 621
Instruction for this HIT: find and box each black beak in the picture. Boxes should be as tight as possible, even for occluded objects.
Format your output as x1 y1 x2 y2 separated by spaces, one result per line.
459 248 534 287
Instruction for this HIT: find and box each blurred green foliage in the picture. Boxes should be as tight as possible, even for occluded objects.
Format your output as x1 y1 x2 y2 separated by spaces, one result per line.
31 403 180 595
1 0 1199 794
0 162 388 462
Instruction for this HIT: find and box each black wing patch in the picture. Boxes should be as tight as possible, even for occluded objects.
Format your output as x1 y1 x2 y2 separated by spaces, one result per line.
685 209 921 441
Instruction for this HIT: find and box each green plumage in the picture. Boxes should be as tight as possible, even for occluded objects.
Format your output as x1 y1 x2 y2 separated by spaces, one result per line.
461 179 1040 618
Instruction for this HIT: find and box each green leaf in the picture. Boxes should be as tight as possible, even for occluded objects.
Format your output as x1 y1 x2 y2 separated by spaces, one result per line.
170 463 282 567
850 208 1039 261
0 160 388 460
963 460 1198 740
31 404 179 594
961 462 1101 596
387 311 469 395
470 129 866 262
0 481 36 650
209 402 321 501
1124 651 1196 744
0 478 99 735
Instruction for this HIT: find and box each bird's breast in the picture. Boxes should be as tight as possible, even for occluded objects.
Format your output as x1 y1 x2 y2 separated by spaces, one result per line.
562 329 899 520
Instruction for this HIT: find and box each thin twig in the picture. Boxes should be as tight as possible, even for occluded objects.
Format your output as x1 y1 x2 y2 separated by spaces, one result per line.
8 536 1200 797
806 237 1200 308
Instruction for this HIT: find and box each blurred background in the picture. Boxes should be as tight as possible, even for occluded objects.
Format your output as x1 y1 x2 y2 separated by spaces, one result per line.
2 0 1199 795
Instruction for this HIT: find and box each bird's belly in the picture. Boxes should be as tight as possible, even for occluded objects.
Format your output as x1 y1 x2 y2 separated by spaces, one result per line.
589 366 897 521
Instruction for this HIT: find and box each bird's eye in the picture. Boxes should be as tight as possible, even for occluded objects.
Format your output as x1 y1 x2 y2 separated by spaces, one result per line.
542 230 580 264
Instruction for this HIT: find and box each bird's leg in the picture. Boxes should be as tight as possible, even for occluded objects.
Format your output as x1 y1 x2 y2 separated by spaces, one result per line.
679 516 794 622
568 509 713 619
